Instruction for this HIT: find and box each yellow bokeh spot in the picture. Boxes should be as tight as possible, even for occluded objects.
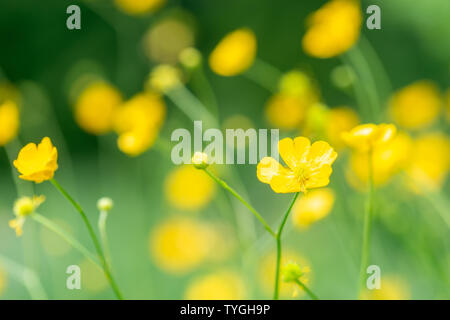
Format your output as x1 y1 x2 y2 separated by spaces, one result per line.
74 82 122 135
0 100 19 146
165 165 216 210
209 28 257 76
389 80 442 130
115 0 165 15
265 94 308 130
292 188 335 229
79 259 108 293
325 106 360 150
360 276 410 300
185 270 246 300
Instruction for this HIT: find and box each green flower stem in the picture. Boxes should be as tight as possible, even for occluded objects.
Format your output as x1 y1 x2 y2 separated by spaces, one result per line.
274 192 299 300
190 66 220 118
358 149 374 297
203 168 276 237
50 178 124 300
244 58 282 93
31 213 99 268
98 210 111 266
294 279 319 300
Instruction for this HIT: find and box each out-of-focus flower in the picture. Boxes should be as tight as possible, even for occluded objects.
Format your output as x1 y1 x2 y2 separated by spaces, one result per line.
278 70 317 98
143 14 195 64
360 276 410 300
302 103 329 138
406 132 450 192
40 219 72 256
9 195 45 236
292 188 335 228
79 259 108 292
0 266 6 297
114 92 166 156
179 47 202 70
165 165 216 210
0 100 19 146
302 0 362 58
97 197 114 212
265 94 307 130
209 28 257 76
325 106 360 150
330 65 356 89
13 137 58 183
115 0 165 16
260 249 311 298
0 81 21 105
348 132 412 187
281 261 309 284
192 152 209 170
257 137 337 193
445 88 450 122
147 65 183 93
342 123 396 152
389 80 442 130
150 217 214 274
74 82 122 135
184 270 246 300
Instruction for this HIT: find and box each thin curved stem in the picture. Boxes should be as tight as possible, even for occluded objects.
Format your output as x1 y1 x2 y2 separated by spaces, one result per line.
98 211 111 266
294 279 319 300
203 168 276 237
274 192 299 300
244 58 282 93
50 178 124 300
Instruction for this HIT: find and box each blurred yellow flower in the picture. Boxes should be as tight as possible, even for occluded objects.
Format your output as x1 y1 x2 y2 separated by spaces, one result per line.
79 259 108 293
281 261 309 285
150 217 213 274
13 137 58 183
342 123 396 152
179 47 202 70
147 64 183 93
446 88 450 122
114 92 166 156
0 100 19 146
265 94 307 130
74 82 122 135
185 270 246 300
0 266 6 297
9 195 45 236
360 276 410 300
325 106 360 150
279 70 316 97
389 80 442 130
260 250 311 298
406 132 450 191
209 28 257 76
165 165 216 210
115 0 165 15
302 0 362 58
292 188 335 228
349 132 412 187
257 137 337 193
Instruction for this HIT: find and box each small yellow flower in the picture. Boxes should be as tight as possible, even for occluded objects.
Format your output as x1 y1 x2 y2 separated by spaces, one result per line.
325 106 360 150
13 137 58 183
165 165 216 210
257 137 337 193
341 123 397 152
279 70 316 98
150 217 214 274
185 270 246 300
147 64 183 93
0 266 7 297
265 94 310 130
209 28 257 76
192 152 209 169
281 261 308 283
74 82 122 135
0 100 19 146
117 129 158 157
389 80 442 130
292 188 335 228
115 0 165 15
9 195 45 236
360 276 410 300
302 0 362 58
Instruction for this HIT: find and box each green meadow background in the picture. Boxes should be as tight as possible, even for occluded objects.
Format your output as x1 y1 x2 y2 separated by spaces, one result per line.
0 0 449 299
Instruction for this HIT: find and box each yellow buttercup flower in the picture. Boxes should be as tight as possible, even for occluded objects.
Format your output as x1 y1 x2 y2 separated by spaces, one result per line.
292 188 335 228
117 129 158 157
406 132 450 191
389 80 442 130
165 165 216 210
150 217 214 274
341 123 397 152
9 195 45 236
0 100 19 146
185 270 246 300
281 261 309 284
360 276 410 300
257 137 337 193
302 0 362 58
325 106 360 150
209 28 257 76
265 94 307 130
0 266 6 297
13 137 58 183
74 82 122 135
115 0 165 15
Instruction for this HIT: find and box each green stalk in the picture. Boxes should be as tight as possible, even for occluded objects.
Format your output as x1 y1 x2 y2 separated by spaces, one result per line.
358 149 374 297
244 58 282 92
98 210 111 266
274 192 299 300
203 168 276 237
294 279 319 300
50 178 124 300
